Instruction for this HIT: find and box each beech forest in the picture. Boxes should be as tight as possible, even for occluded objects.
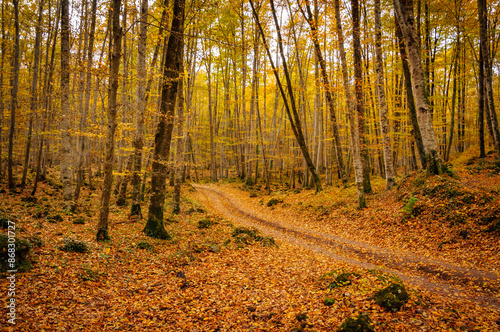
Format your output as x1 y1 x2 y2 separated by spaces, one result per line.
1 0 500 330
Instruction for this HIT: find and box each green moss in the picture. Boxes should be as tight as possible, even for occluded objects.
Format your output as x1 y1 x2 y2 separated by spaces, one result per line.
59 238 89 253
143 218 171 240
266 198 283 207
197 218 214 229
328 272 354 289
374 282 409 311
136 241 154 251
323 297 335 306
338 314 374 332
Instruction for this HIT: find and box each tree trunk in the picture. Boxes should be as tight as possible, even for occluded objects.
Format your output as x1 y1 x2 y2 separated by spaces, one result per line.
393 0 445 174
96 0 122 241
478 45 486 158
21 0 44 188
144 0 185 239
333 0 365 207
60 0 74 206
252 0 322 192
74 0 97 203
478 0 500 154
302 0 347 184
374 0 395 189
352 0 372 195
172 54 185 214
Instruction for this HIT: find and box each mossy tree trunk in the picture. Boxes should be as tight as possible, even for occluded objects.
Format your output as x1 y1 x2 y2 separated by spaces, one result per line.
144 0 185 239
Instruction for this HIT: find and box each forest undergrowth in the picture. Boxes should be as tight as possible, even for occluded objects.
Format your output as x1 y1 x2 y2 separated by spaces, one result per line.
1 154 500 331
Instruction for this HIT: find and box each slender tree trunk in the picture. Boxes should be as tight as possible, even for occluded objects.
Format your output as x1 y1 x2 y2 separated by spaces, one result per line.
60 0 74 206
144 0 185 239
253 0 322 192
0 0 5 179
478 0 500 154
172 53 185 214
352 0 372 194
302 0 347 184
32 0 60 196
333 0 365 207
8 0 20 189
478 46 486 158
445 35 460 162
374 0 395 189
74 0 97 202
96 0 123 241
21 0 44 187
395 19 426 168
393 0 445 174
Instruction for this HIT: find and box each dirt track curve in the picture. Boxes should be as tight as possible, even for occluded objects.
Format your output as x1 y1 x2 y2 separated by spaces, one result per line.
193 184 500 309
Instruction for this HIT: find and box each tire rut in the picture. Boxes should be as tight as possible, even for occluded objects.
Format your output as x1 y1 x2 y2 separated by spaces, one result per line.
194 184 500 309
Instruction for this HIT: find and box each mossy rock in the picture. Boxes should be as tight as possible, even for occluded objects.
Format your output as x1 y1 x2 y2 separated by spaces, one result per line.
136 241 154 251
28 236 43 248
338 314 374 332
267 198 283 207
374 282 409 311
47 214 63 223
73 217 86 225
59 238 89 253
232 227 276 247
249 192 258 198
323 297 335 306
197 218 214 229
329 272 355 289
0 234 32 271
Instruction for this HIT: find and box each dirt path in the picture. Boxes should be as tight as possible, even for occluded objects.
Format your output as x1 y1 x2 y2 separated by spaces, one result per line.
193 184 500 309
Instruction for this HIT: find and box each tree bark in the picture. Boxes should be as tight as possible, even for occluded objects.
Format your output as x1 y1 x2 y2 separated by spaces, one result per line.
352 0 372 194
60 0 74 206
332 0 365 207
393 0 445 174
478 0 500 154
96 0 122 241
144 0 185 239
374 0 395 190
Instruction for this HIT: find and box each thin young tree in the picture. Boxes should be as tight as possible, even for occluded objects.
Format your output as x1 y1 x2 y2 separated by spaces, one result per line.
144 0 185 239
8 0 20 189
96 0 123 241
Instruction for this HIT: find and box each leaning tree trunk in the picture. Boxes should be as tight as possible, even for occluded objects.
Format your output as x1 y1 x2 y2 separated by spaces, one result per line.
302 0 347 184
144 0 185 239
60 0 74 206
374 0 395 190
259 0 322 192
393 0 445 174
96 0 122 241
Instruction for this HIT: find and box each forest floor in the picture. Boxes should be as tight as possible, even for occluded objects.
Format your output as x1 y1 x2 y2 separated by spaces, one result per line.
1 152 500 331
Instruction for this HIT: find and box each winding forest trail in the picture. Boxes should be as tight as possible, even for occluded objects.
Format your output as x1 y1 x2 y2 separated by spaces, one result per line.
193 184 500 309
